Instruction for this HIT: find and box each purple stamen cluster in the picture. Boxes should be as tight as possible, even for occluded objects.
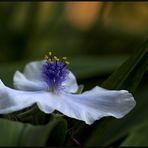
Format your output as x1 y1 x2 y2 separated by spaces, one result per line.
42 58 69 93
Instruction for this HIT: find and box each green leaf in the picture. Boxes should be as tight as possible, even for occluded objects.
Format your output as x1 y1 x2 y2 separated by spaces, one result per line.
80 37 148 146
102 37 148 92
0 115 67 146
121 121 148 146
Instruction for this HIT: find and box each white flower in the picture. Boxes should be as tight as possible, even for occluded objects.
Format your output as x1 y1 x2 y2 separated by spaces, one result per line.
0 53 136 125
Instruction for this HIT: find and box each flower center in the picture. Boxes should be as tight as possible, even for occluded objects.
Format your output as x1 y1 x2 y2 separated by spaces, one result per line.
42 52 70 93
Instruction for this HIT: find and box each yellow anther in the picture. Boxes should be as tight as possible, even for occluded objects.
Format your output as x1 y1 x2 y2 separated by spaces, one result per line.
54 56 59 61
48 52 52 56
44 52 70 66
48 59 53 64
62 57 67 60
65 61 70 65
44 55 49 60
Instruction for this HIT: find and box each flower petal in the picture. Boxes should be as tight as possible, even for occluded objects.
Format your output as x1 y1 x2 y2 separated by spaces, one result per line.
0 80 54 114
0 79 136 125
23 60 45 81
13 71 48 91
13 61 48 91
51 86 136 125
13 61 79 93
62 71 79 93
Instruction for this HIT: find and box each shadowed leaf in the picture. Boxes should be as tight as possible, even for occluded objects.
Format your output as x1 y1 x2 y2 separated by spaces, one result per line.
0 115 67 146
121 121 148 146
81 37 148 146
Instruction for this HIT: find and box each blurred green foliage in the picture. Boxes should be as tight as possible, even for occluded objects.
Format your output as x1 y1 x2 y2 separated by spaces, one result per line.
0 115 67 146
0 2 148 62
0 2 148 146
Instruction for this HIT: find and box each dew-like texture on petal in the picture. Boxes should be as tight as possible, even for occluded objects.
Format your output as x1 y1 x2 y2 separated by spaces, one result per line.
0 80 54 114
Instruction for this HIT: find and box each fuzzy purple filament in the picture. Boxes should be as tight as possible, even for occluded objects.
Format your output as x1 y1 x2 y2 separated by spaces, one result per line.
42 60 69 92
